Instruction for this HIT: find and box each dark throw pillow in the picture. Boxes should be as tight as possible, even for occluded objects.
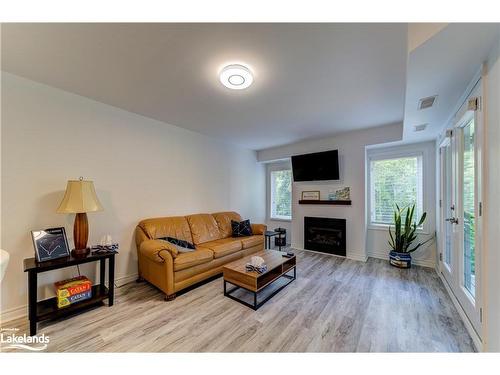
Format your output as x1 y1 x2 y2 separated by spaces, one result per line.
231 219 253 237
159 237 196 252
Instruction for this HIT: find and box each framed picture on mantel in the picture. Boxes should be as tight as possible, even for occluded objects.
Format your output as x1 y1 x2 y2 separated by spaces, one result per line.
301 191 320 200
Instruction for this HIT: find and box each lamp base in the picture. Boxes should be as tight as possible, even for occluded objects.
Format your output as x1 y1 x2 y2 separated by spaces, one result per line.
71 248 90 258
74 212 89 251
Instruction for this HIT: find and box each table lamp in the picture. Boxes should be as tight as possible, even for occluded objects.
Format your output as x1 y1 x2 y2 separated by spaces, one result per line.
57 177 103 257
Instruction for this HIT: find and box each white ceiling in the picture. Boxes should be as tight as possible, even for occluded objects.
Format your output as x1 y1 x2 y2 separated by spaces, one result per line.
403 23 500 142
1 23 408 150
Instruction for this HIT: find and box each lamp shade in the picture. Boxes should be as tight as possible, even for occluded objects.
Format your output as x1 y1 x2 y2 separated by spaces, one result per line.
56 180 103 213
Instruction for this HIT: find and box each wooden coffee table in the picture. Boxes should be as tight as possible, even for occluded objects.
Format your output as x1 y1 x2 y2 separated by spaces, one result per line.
222 250 296 310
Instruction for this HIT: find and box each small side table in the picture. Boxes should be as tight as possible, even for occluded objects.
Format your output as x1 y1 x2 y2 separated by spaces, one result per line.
23 252 116 336
264 230 285 251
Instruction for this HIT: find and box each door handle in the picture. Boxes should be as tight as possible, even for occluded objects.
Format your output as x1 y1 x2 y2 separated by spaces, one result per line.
445 217 459 224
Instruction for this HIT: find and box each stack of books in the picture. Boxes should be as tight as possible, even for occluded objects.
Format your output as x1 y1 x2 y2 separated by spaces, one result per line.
54 276 92 308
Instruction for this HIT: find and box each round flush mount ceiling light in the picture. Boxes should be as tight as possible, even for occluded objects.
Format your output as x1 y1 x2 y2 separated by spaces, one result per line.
219 64 253 90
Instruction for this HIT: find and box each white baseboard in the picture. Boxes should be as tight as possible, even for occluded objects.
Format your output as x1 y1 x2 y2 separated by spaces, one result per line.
437 271 482 351
368 250 436 268
291 245 368 262
0 272 139 324
115 273 138 287
348 252 369 262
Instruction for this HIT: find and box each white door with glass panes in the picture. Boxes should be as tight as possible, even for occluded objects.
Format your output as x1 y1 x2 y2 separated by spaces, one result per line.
440 139 454 285
439 85 483 337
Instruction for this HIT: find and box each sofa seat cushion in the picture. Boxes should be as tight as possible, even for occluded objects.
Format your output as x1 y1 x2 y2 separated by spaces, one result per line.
173 248 213 271
198 238 242 259
240 235 264 249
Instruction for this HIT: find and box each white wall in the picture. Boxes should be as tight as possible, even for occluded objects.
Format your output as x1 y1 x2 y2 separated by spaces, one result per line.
0 27 3 255
365 141 437 268
0 73 266 320
484 29 500 352
257 123 403 261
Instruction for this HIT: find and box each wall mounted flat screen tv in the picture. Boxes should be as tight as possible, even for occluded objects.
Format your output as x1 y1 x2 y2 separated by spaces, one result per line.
291 149 339 181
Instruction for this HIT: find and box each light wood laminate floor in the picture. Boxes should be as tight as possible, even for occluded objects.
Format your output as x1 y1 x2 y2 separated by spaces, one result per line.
1 250 475 352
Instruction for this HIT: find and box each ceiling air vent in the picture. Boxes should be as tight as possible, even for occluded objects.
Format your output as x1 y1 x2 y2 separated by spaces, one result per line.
414 123 428 132
418 95 437 110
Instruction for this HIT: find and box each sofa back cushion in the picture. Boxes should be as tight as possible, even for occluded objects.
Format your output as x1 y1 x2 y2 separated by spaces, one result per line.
138 216 194 244
212 211 242 238
186 213 222 244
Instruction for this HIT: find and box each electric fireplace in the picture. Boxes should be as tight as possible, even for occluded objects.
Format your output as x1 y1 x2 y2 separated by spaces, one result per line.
304 217 346 256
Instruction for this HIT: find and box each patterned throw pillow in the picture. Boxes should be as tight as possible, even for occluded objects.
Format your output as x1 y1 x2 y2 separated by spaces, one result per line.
159 237 196 253
231 219 253 237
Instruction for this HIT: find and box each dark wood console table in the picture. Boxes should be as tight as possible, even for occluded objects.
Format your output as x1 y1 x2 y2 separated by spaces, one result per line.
23 252 116 336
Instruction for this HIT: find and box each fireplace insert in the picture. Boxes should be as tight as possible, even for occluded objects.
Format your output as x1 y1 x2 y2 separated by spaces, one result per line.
304 217 346 256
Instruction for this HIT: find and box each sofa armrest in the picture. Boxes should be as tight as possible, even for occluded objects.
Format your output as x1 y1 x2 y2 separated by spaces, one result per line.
140 239 178 263
251 223 267 235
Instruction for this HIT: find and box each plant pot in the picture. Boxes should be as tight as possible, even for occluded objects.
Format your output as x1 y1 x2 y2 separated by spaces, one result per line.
389 251 412 269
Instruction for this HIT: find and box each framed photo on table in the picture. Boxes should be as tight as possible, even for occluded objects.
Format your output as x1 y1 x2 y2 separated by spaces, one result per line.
31 227 70 262
301 191 320 200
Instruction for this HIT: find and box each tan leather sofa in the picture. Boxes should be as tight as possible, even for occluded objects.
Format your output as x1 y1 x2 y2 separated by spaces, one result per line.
135 212 266 300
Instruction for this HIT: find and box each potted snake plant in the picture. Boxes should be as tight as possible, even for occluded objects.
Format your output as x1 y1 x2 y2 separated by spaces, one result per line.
388 204 432 268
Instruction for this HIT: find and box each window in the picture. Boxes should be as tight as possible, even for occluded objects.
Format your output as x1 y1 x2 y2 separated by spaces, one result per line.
369 154 423 226
270 169 292 220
